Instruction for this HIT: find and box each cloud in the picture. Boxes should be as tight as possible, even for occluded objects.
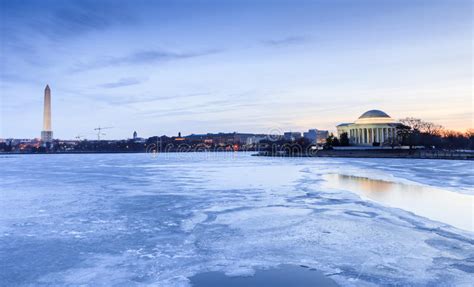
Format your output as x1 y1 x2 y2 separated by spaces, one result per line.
139 94 263 118
262 36 308 47
72 48 222 72
3 1 135 40
0 72 26 83
89 92 212 106
117 49 221 64
0 1 137 75
99 78 143 89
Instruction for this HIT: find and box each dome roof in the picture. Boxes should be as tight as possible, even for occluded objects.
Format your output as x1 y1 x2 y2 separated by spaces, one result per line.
353 109 396 124
359 110 390 119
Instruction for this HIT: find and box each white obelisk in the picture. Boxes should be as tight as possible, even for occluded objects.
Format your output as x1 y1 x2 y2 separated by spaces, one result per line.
41 85 53 142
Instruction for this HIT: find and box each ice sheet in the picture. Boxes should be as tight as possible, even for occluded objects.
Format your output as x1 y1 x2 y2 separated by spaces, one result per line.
0 153 473 286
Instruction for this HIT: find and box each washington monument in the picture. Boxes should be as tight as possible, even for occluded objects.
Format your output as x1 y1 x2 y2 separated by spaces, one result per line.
41 85 53 143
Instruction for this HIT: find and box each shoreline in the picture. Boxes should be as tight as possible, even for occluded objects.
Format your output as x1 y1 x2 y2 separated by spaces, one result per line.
254 149 474 160
1 149 473 160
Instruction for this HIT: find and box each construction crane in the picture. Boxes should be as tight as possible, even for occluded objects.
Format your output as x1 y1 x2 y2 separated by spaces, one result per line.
94 126 113 141
75 132 95 141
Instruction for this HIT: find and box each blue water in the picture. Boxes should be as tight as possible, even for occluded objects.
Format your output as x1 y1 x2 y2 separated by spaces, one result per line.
190 264 338 286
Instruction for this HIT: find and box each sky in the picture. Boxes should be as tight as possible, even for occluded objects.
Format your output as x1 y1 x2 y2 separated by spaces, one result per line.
0 0 472 139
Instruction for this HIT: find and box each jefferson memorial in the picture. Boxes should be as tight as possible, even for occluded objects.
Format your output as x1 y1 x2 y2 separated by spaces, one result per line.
337 110 402 146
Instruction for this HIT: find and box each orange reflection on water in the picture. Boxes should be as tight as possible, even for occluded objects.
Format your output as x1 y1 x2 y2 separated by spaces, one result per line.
323 174 473 232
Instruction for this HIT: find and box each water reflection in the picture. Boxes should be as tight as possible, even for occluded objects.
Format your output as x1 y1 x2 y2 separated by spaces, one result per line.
323 174 473 232
190 265 338 287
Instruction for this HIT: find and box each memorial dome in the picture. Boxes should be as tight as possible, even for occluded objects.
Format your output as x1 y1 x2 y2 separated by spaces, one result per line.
355 110 395 124
358 110 390 119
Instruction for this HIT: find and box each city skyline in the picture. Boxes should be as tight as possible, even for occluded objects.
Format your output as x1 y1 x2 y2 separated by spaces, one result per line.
1 0 472 139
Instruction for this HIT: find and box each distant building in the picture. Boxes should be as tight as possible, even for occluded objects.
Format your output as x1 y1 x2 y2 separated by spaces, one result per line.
131 131 145 143
284 132 302 141
246 135 267 145
186 132 259 146
4 138 41 152
303 129 329 144
337 110 402 146
174 132 186 141
40 85 53 143
133 137 146 144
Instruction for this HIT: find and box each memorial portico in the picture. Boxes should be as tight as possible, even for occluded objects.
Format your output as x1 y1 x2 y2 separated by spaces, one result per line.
337 110 402 146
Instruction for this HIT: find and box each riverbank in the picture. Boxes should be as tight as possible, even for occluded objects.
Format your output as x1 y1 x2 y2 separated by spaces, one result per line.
0 150 247 155
2 149 473 160
255 149 474 160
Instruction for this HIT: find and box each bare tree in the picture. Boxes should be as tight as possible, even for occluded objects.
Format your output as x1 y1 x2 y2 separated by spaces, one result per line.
465 129 474 138
398 118 446 148
421 121 444 136
399 117 424 132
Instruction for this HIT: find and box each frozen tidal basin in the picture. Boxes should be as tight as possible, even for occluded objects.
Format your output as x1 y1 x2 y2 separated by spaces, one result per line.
1 153 473 286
